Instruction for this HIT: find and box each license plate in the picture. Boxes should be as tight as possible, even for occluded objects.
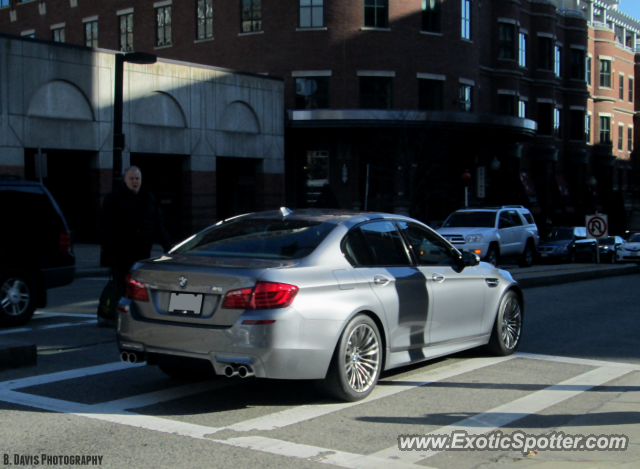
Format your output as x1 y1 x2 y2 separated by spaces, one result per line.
541 253 548 257
169 293 203 316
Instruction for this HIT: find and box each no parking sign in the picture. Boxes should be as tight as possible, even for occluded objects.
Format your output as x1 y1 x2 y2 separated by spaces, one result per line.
586 214 608 239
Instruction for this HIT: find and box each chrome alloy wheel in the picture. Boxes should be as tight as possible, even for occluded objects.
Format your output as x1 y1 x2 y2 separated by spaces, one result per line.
501 296 522 349
344 324 380 393
1 277 30 316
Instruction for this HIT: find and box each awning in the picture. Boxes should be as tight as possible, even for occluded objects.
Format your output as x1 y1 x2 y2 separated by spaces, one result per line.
555 174 575 213
519 172 541 214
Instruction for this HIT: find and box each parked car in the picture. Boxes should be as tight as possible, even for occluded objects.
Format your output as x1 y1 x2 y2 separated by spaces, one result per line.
436 205 539 267
598 236 624 263
0 178 75 326
117 208 523 402
537 227 598 263
616 232 640 263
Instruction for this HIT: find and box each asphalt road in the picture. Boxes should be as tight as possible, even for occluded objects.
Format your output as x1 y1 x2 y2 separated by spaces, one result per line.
1 274 639 469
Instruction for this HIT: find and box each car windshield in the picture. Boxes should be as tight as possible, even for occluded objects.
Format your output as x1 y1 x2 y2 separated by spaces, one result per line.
171 217 336 260
599 237 616 245
546 228 574 241
442 211 496 228
629 233 640 243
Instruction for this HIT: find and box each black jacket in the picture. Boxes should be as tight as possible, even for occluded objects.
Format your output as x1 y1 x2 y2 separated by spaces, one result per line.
100 186 171 254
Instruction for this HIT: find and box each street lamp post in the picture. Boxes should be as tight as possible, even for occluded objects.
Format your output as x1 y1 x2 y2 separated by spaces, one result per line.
112 52 157 190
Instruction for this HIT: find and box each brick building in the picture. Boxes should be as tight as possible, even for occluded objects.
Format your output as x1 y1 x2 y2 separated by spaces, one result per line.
1 0 639 231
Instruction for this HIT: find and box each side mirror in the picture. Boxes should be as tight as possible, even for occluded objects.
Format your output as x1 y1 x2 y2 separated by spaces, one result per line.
461 251 480 267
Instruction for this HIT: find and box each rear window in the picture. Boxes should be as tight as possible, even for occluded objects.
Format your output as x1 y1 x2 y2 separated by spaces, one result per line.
522 212 535 224
172 218 336 260
442 211 496 228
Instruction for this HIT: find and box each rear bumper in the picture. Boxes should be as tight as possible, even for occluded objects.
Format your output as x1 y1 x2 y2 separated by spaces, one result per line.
116 300 343 380
41 265 75 289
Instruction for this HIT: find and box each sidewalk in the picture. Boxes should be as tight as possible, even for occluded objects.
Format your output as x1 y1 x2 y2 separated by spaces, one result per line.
72 243 640 288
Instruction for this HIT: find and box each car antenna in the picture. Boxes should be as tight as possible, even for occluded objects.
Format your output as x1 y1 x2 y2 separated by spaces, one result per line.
280 207 293 217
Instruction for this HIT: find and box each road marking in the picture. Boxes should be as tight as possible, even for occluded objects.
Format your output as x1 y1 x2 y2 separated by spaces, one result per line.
101 378 241 411
369 365 635 463
515 351 640 370
212 436 432 469
0 353 636 469
0 320 97 335
0 361 141 390
228 356 516 432
34 312 96 318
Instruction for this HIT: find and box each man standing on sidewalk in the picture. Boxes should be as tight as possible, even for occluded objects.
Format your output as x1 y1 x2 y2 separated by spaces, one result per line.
99 166 171 323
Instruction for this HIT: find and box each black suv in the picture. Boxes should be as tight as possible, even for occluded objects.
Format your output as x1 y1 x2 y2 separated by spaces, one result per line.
537 226 598 263
0 179 75 326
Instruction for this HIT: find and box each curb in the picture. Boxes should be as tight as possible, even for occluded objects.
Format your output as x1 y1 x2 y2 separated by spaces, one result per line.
514 263 640 288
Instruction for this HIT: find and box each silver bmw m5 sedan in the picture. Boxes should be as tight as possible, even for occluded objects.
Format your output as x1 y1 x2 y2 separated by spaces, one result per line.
117 208 523 402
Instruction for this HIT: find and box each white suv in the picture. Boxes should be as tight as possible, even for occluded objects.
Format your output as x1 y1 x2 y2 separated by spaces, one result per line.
436 206 539 267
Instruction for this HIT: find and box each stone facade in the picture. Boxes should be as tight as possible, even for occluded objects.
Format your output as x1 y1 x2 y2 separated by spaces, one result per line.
0 34 285 241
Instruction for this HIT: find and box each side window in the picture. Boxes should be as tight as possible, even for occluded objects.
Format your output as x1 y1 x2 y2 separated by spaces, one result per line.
396 221 457 266
523 212 535 225
343 221 411 266
498 212 514 229
508 210 524 226
575 228 586 239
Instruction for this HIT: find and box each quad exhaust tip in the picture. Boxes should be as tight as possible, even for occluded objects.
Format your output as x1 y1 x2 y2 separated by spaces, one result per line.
224 364 254 378
120 351 144 364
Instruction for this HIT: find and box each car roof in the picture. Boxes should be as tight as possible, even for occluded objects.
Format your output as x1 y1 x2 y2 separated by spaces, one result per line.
224 208 408 226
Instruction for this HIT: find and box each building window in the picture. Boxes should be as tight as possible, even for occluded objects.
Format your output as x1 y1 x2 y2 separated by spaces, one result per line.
460 84 472 112
518 100 527 118
538 37 553 71
628 127 633 151
629 77 634 103
498 94 516 116
586 56 592 86
197 0 214 39
359 76 392 109
0 0 8 7
519 33 527 67
599 59 611 88
570 49 584 80
295 77 329 109
599 116 611 143
156 6 172 46
241 0 262 33
619 74 625 100
498 23 515 60
119 13 134 52
85 20 98 47
537 102 552 135
364 0 388 28
554 108 562 139
570 110 585 141
554 45 562 77
418 79 443 111
586 114 591 143
461 0 471 40
52 27 65 43
300 0 324 28
422 0 441 33
618 124 624 150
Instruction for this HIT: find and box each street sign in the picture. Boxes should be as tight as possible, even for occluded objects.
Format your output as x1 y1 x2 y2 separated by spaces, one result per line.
586 214 608 239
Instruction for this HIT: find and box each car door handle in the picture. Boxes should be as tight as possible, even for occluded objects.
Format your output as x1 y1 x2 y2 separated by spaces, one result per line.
373 275 390 286
432 273 445 283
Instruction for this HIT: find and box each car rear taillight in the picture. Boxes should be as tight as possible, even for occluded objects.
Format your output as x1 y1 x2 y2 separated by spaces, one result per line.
59 230 71 254
124 274 149 302
222 281 298 310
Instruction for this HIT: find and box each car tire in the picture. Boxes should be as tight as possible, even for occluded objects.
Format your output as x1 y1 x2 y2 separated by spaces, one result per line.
485 246 500 267
518 241 535 268
485 291 522 356
569 251 576 264
0 270 38 327
315 314 382 402
611 252 617 264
